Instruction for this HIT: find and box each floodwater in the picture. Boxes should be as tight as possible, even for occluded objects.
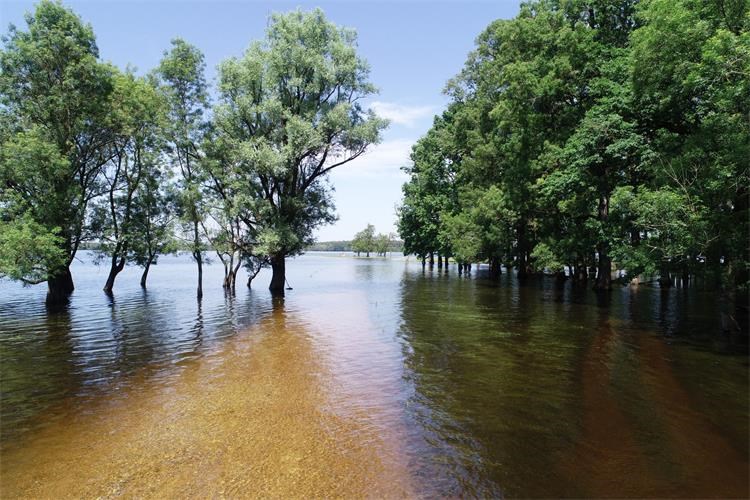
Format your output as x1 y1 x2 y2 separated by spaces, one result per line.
0 252 748 498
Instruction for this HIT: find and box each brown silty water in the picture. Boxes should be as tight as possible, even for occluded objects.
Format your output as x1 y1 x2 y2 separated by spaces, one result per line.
0 306 414 498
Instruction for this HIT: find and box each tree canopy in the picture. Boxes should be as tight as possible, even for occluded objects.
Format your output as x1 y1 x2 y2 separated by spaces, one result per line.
398 0 749 293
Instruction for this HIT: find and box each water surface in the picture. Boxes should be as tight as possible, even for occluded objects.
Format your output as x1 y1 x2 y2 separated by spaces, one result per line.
1 252 748 497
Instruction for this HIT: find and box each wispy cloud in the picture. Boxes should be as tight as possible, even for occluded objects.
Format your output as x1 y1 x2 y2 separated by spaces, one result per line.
332 139 415 179
370 101 435 128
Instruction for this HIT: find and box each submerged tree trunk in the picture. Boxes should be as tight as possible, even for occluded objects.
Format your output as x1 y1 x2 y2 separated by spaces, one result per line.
659 262 673 288
223 260 242 291
429 253 434 268
516 222 530 279
103 254 126 294
47 266 74 305
269 253 286 295
594 193 612 290
489 256 501 279
574 257 588 283
588 252 598 281
140 254 155 288
681 262 690 288
594 248 611 290
246 264 262 288
193 220 203 300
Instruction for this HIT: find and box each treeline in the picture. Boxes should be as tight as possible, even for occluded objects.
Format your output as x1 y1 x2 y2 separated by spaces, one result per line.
398 0 749 293
0 1 386 304
307 239 404 253
351 224 400 256
307 241 353 252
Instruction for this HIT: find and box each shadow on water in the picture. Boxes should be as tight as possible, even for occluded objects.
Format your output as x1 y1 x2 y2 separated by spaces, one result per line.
395 266 748 497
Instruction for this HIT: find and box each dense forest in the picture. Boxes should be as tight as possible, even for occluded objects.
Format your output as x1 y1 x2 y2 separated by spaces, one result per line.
0 1 386 303
398 0 749 305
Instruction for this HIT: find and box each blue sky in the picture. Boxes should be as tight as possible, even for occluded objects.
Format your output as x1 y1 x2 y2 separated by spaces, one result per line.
1 0 521 240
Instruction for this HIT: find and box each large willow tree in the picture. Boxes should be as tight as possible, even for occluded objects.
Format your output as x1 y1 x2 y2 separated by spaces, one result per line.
213 9 387 293
0 0 116 304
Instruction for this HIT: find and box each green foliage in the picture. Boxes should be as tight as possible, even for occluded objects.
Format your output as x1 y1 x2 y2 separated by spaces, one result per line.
213 9 387 264
352 224 376 256
154 38 209 260
374 233 393 256
0 211 66 284
398 0 749 291
0 0 117 289
89 71 168 271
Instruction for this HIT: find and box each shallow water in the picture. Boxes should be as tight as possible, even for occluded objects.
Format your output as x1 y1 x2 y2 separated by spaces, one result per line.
1 252 748 497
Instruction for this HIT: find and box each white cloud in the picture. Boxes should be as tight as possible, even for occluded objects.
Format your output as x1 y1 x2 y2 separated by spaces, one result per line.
370 101 435 128
331 139 415 179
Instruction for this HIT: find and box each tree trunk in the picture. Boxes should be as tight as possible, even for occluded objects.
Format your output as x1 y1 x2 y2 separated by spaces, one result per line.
594 194 611 290
269 253 286 295
681 263 690 288
140 253 155 288
489 256 501 280
574 263 588 283
517 222 528 279
588 252 598 281
193 220 203 300
246 264 262 288
47 266 74 305
437 254 443 269
225 260 241 291
103 256 126 294
659 262 672 288
429 253 434 268
594 248 611 290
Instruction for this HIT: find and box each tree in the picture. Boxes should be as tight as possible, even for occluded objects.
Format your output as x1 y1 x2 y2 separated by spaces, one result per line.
630 0 749 291
129 155 177 288
374 232 391 257
89 70 166 293
352 224 376 257
397 112 462 267
213 9 387 294
0 0 117 304
154 38 209 299
201 131 265 291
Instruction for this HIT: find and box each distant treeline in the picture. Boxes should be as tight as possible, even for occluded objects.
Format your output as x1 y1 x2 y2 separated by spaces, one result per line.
307 240 404 253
